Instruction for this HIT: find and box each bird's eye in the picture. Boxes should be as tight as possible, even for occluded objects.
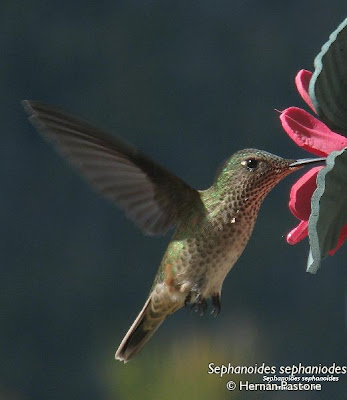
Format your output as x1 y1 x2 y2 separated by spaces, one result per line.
242 158 259 171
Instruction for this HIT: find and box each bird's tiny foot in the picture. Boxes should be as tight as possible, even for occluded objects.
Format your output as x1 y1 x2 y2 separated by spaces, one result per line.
211 294 221 317
184 293 191 308
191 295 208 316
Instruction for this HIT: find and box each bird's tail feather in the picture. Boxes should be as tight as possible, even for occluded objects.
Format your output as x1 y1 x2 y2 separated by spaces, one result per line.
115 295 165 363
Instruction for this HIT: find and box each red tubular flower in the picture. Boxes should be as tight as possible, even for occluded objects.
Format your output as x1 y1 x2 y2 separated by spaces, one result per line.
280 70 347 254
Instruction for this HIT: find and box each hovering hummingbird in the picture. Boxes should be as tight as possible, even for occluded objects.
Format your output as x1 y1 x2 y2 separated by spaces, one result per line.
23 100 325 363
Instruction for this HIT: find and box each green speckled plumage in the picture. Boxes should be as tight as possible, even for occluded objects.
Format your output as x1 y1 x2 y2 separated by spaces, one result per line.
22 101 326 363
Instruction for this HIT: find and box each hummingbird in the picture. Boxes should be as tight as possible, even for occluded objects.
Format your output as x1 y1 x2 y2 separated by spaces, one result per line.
22 100 325 363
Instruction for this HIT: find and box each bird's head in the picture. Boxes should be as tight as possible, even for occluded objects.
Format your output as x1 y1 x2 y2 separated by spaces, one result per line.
214 148 325 201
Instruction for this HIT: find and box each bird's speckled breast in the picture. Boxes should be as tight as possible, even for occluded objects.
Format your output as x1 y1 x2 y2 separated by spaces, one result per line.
155 191 262 300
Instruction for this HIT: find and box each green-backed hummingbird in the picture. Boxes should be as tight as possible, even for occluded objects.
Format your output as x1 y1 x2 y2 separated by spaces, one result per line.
22 100 325 363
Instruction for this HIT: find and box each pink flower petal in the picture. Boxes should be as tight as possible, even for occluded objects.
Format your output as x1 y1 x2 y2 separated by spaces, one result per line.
287 220 308 244
289 167 322 220
280 107 347 156
329 224 347 255
295 70 316 112
283 69 347 256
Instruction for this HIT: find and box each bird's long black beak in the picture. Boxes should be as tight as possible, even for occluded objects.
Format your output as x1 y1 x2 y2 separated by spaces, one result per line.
289 157 326 168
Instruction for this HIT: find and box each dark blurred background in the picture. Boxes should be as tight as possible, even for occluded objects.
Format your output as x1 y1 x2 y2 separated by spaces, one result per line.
0 1 346 399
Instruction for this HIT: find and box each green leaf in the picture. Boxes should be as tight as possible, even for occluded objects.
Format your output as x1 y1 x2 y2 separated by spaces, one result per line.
307 147 347 273
309 18 347 136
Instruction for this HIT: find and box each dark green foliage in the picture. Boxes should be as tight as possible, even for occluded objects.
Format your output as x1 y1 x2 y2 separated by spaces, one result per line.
308 148 347 273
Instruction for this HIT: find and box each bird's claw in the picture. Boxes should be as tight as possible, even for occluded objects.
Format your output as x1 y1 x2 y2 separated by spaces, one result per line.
185 292 221 317
211 294 221 317
184 293 191 308
191 296 208 316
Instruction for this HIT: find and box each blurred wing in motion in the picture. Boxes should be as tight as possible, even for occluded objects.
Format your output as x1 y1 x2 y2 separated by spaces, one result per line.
23 100 201 236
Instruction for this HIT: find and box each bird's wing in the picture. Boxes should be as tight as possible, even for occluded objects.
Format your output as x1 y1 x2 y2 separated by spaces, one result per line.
23 100 201 236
